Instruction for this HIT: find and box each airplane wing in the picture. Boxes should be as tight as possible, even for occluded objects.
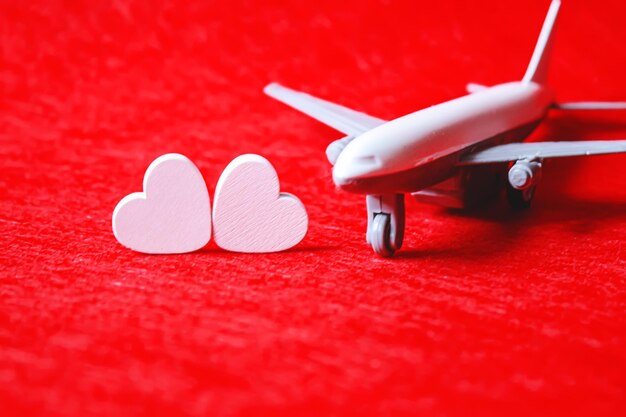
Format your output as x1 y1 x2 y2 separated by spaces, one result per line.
264 83 386 136
459 140 626 165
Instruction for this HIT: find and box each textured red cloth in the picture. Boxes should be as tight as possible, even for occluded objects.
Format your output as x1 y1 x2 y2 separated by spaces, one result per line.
1 1 626 416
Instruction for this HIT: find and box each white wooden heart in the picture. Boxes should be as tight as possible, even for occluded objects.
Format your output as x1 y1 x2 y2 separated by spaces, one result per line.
212 154 308 253
112 153 211 254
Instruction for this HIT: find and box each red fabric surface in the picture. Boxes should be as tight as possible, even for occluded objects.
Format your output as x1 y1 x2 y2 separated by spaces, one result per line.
2 1 626 416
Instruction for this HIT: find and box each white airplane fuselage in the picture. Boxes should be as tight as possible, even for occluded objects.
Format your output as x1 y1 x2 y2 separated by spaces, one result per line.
332 82 554 194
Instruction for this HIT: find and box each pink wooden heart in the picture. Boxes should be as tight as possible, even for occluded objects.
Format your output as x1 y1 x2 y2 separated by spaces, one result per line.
112 154 211 254
212 154 308 253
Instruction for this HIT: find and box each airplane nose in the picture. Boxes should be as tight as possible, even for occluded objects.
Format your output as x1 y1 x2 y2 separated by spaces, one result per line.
332 154 382 186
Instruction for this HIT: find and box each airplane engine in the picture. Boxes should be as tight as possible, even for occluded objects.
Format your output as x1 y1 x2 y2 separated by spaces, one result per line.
326 135 355 165
508 160 542 190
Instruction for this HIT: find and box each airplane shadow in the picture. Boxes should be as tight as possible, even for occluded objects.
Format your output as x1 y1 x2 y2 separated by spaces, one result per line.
397 196 626 260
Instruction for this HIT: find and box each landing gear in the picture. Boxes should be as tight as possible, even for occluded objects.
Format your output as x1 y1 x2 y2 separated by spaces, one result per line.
507 183 536 209
371 214 393 257
366 194 405 257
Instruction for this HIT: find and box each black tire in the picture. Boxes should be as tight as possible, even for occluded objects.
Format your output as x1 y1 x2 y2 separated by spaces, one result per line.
371 214 395 257
507 184 536 210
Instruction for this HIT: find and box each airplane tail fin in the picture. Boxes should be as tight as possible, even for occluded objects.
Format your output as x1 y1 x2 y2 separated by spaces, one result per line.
522 0 561 84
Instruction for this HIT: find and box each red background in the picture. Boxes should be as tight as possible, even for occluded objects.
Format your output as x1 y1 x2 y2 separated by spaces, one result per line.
2 0 626 416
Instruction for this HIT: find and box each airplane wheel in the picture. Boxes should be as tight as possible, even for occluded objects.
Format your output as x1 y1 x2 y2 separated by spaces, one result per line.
507 184 536 210
371 214 395 258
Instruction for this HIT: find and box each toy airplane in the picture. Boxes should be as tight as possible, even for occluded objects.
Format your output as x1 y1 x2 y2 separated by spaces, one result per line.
264 0 626 257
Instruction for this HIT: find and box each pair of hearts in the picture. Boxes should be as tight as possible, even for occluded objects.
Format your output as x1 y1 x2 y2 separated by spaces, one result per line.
112 154 308 254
